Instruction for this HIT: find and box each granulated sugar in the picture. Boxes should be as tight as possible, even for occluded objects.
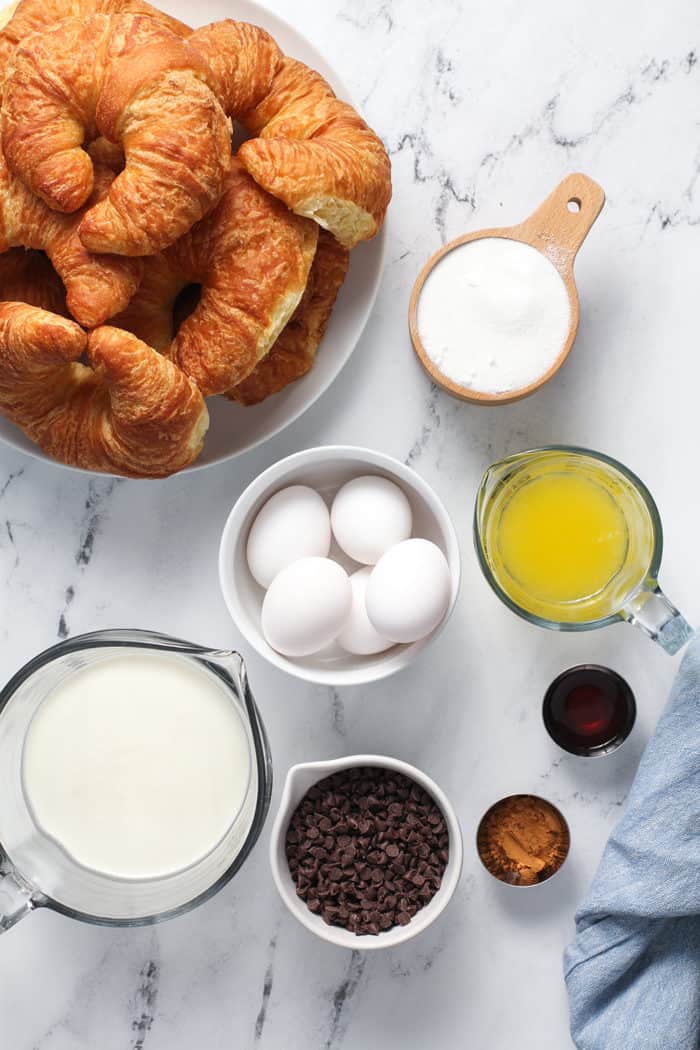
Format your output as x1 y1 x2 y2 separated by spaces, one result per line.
417 237 571 395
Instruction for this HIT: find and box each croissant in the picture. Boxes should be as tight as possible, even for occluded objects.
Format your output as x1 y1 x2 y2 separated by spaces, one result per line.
0 249 68 315
188 20 283 117
0 151 143 327
229 230 349 405
0 303 208 476
86 136 126 173
75 20 283 190
2 14 231 255
113 158 318 396
78 19 284 189
237 57 392 249
0 0 188 66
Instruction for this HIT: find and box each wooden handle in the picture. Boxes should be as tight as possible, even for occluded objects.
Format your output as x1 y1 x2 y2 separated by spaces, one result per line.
408 172 605 405
513 173 605 276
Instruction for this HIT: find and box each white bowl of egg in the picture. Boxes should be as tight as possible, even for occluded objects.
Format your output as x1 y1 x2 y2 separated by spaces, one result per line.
218 446 461 685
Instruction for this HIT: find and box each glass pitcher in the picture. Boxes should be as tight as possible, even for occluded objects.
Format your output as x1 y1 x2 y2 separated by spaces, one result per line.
474 446 694 655
0 630 272 934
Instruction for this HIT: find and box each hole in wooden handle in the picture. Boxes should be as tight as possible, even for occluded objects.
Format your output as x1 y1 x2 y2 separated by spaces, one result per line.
567 198 582 213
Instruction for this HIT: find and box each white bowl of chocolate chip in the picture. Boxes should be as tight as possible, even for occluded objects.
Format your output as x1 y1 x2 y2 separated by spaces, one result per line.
269 754 463 949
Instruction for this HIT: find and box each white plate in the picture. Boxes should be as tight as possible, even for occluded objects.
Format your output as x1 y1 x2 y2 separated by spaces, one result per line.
0 0 387 474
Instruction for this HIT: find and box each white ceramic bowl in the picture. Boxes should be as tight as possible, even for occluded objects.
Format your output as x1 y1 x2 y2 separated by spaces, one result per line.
218 446 461 685
0 0 386 475
269 755 464 950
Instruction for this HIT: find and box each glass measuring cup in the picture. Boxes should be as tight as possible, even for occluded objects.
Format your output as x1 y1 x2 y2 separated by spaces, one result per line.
474 446 694 654
0 630 272 934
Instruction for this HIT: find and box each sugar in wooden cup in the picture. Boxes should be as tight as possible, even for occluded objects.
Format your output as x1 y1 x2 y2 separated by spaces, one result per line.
409 173 605 405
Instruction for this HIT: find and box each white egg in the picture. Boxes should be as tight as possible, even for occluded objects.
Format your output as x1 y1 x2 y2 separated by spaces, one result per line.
261 557 352 657
246 485 330 589
365 539 451 644
330 475 413 564
337 567 393 656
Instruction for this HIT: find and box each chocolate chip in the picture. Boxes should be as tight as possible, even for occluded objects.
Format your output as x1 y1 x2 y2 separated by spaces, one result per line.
285 766 449 937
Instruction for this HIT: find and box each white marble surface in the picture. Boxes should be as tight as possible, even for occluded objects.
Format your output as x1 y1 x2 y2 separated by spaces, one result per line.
1 0 699 1046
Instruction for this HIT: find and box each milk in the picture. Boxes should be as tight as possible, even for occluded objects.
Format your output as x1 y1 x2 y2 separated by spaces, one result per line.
21 652 251 880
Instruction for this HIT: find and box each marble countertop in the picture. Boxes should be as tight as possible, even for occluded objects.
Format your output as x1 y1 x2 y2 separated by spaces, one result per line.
2 0 699 1046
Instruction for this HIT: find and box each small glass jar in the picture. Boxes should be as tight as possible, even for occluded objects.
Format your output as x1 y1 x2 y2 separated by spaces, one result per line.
543 664 636 757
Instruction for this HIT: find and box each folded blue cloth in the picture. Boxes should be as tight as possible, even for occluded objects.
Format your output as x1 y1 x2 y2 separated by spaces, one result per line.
565 633 700 1050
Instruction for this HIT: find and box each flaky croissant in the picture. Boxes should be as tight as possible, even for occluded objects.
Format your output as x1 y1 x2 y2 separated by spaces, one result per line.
72 19 283 193
0 249 68 315
0 303 208 476
0 0 189 78
0 151 142 327
2 14 231 255
237 57 391 248
113 158 318 396
188 19 283 117
78 19 285 192
229 230 349 406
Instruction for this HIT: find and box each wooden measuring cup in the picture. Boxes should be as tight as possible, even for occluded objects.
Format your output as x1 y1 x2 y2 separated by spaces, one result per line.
408 173 606 405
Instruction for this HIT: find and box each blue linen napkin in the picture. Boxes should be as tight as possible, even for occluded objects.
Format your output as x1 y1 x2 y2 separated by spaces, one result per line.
564 632 700 1050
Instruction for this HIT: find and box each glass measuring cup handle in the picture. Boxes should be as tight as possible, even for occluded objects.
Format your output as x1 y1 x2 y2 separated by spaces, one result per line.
623 585 695 656
0 850 37 933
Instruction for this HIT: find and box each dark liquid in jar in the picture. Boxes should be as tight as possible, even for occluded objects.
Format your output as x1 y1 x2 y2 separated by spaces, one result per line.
543 666 636 756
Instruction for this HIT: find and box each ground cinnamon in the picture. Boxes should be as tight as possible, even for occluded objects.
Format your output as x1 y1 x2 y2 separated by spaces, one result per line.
477 795 570 886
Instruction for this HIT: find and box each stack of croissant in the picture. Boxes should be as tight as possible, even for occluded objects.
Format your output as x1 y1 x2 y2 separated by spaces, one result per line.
0 0 391 477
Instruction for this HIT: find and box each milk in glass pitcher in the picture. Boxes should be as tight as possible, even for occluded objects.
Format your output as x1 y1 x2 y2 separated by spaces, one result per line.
0 630 272 933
